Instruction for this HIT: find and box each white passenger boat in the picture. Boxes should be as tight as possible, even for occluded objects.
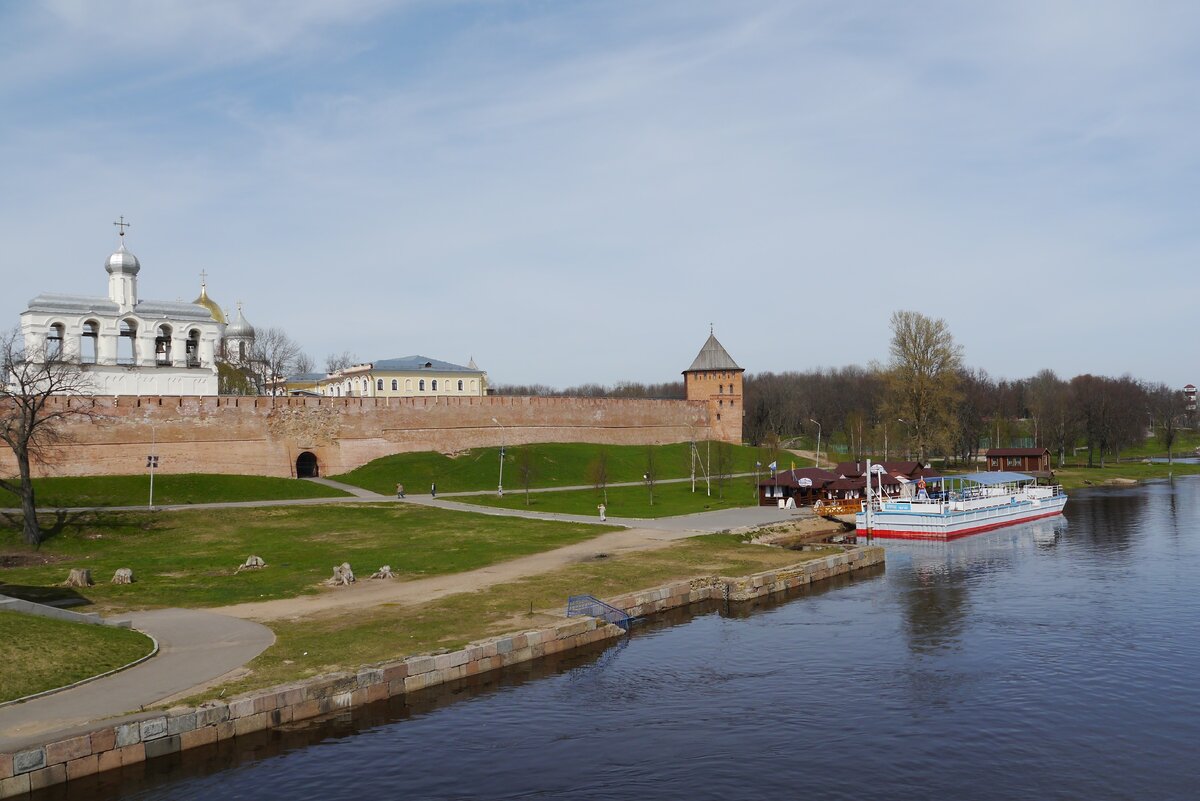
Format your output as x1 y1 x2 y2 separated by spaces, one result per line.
855 469 1067 541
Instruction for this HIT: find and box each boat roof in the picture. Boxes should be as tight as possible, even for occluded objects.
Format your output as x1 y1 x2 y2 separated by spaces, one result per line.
927 471 1034 486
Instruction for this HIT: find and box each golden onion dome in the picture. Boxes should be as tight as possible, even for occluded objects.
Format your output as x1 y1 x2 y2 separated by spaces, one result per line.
192 283 226 324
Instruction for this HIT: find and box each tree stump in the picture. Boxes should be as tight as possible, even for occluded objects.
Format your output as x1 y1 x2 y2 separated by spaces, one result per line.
326 562 355 586
64 568 93 587
111 568 134 584
369 565 395 580
235 555 266 573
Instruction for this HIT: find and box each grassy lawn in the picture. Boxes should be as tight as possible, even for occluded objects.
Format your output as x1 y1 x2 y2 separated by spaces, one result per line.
0 505 614 612
1052 460 1200 490
0 610 155 703
195 535 840 699
333 441 805 495
0 474 349 509
459 478 761 518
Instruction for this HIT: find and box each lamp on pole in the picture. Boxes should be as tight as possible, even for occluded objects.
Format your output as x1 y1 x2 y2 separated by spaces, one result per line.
491 417 505 497
809 419 822 468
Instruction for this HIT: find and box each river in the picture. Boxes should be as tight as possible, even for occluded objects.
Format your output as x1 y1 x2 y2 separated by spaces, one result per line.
67 479 1200 800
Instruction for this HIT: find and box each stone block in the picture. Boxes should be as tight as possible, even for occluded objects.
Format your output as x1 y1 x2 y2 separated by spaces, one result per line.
382 663 409 683
523 630 542 646
332 691 353 710
45 734 92 765
433 653 452 671
13 748 45 775
115 722 141 748
408 657 436 676
502 646 533 667
349 688 369 706
227 698 256 719
144 735 180 760
140 716 168 741
117 743 145 766
282 686 306 706
292 699 321 721
403 673 429 693
90 727 116 753
269 706 293 726
511 633 528 650
0 773 31 799
97 749 123 774
495 638 513 655
196 703 229 727
180 725 218 751
366 682 388 703
0 754 10 780
447 649 469 669
167 712 197 736
356 668 383 687
215 721 236 742
388 679 407 695
233 712 268 737
28 763 66 792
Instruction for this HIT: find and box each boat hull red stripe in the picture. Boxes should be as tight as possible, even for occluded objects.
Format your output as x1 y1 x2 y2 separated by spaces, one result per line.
865 509 1065 540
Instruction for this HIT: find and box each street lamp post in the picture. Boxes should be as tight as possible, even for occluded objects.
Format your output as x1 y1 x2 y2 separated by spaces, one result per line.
491 417 505 496
809 419 822 468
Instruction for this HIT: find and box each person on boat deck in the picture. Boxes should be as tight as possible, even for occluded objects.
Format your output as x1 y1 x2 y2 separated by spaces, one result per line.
916 479 929 500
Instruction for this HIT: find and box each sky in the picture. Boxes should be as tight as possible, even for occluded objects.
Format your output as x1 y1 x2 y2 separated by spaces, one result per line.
2 0 1197 388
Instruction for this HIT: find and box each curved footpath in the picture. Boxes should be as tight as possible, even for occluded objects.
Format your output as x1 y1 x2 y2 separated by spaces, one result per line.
0 481 807 753
0 609 273 753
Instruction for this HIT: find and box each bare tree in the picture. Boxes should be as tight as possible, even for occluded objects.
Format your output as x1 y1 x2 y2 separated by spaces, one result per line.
0 329 92 546
587 450 609 505
293 352 315 375
884 310 963 464
713 440 733 499
249 326 305 395
325 351 359 373
1149 382 1187 464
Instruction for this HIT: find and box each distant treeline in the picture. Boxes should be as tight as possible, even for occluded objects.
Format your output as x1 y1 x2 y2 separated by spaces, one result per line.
744 367 1188 468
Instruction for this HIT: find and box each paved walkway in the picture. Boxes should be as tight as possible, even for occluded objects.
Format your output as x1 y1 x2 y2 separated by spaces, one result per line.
0 609 274 752
0 480 808 747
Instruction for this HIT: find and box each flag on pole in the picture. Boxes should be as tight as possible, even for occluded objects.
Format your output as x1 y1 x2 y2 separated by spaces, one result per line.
768 461 777 474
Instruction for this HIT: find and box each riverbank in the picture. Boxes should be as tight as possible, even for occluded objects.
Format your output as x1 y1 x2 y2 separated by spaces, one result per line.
0 544 882 799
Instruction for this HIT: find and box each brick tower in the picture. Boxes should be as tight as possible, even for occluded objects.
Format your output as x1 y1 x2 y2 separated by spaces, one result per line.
683 328 744 444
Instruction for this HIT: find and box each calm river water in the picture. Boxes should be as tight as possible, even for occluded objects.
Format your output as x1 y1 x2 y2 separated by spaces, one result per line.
63 480 1200 800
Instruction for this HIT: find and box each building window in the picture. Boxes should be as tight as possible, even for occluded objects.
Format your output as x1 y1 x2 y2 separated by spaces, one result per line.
458 380 464 391
118 319 137 365
406 379 413 391
377 379 384 391
155 325 173 366
391 379 398 391
419 379 425 391
46 323 65 357
82 320 99 364
432 380 438 391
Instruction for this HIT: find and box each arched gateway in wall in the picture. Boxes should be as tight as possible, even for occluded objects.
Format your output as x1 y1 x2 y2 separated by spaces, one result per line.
296 451 319 478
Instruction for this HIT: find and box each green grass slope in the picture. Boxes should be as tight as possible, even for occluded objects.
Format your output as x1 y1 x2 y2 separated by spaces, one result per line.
0 474 349 509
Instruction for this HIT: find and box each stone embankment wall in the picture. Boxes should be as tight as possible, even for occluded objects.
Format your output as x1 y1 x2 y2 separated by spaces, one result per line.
0 394 713 479
0 546 884 799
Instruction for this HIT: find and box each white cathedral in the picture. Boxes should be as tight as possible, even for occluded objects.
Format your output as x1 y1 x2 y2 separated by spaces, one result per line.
19 225 255 396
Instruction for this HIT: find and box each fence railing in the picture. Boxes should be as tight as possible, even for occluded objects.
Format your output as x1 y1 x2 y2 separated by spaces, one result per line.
566 595 632 631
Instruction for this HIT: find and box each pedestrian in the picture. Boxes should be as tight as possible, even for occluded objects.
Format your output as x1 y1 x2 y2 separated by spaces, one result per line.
396 482 405 499
598 503 606 522
431 482 437 498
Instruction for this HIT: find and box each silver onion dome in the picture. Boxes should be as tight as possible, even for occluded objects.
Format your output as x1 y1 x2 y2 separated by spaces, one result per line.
225 304 255 339
105 244 141 275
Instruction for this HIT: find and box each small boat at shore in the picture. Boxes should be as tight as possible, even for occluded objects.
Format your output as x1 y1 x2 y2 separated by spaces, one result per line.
855 470 1067 541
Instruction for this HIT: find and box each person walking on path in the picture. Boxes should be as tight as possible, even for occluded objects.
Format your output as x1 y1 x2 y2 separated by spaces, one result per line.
431 482 437 498
598 503 606 522
396 482 405 499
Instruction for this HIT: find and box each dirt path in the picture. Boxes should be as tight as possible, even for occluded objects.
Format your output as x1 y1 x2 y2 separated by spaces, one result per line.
213 526 693 622
214 514 842 623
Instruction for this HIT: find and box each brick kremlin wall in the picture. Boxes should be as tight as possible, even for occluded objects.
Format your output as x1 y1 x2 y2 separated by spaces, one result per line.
0 395 715 479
